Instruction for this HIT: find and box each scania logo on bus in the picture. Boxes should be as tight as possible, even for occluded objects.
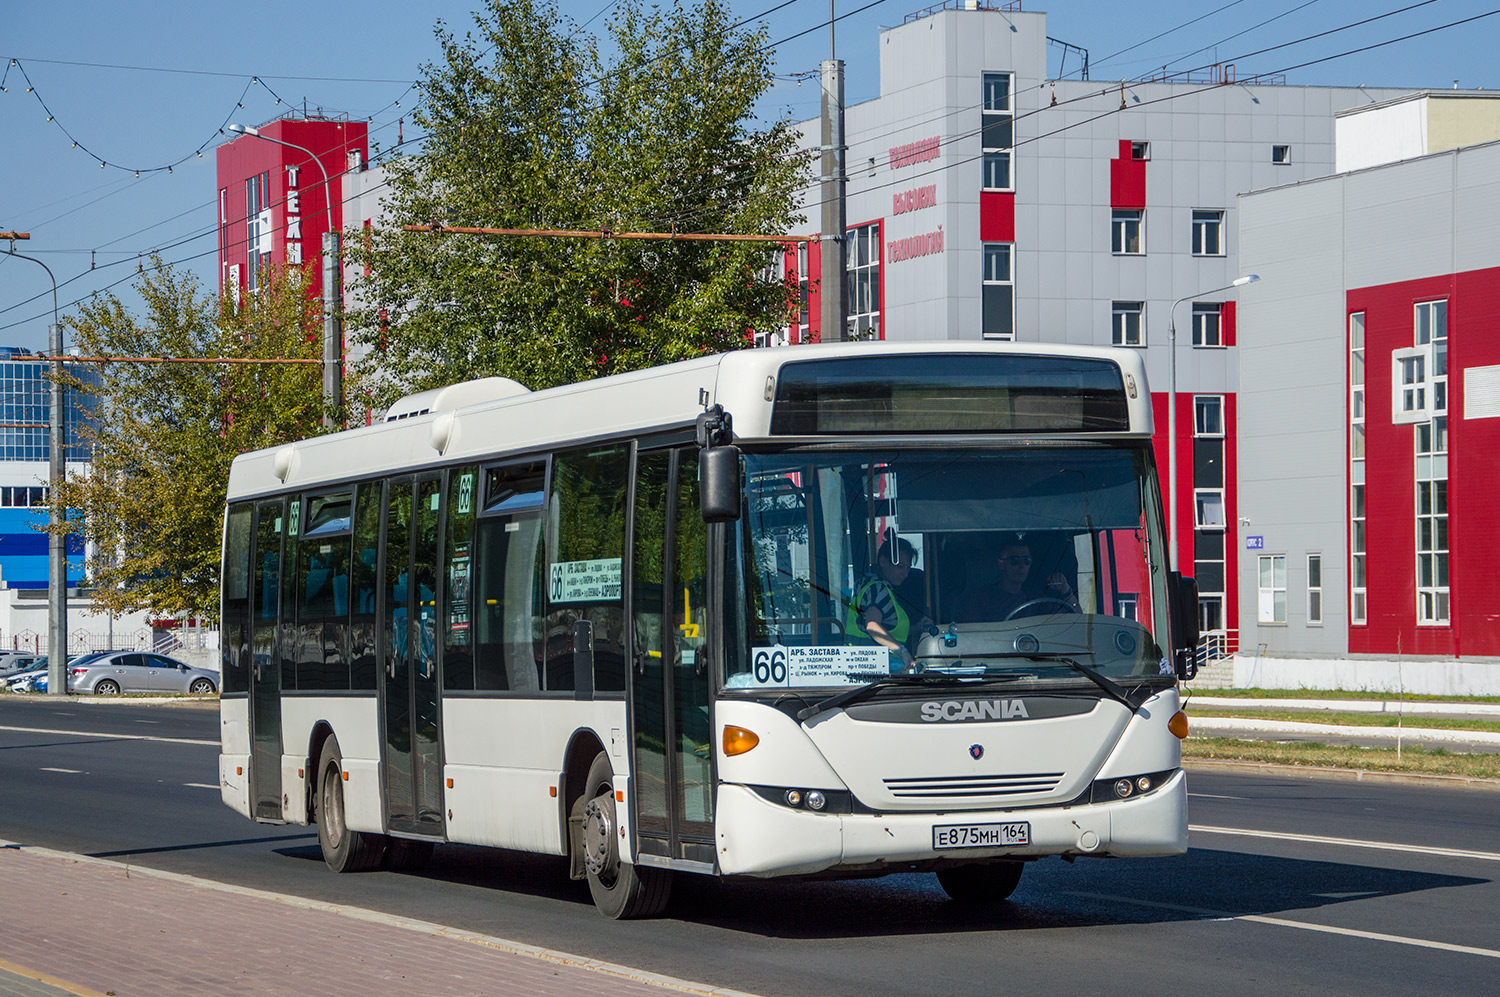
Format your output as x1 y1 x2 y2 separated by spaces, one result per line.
920 699 1030 722
969 744 984 759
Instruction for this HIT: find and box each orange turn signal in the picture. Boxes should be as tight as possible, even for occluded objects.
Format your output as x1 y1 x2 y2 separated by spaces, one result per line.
723 725 760 756
1168 711 1189 739
615 790 624 802
342 770 350 781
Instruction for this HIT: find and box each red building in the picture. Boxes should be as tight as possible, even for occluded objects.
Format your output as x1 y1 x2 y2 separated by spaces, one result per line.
216 116 368 299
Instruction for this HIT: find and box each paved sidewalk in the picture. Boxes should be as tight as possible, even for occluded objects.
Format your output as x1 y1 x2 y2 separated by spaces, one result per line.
0 843 755 997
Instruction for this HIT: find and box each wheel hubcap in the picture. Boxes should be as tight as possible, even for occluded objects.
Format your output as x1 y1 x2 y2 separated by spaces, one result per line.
582 792 617 879
323 768 345 847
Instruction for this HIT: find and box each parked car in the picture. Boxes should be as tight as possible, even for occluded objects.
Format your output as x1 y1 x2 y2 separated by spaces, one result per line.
0 652 43 677
3 660 47 692
68 652 218 695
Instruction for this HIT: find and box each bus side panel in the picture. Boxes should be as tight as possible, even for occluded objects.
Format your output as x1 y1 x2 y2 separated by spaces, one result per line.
442 698 627 854
280 696 383 834
219 697 251 819
715 700 845 788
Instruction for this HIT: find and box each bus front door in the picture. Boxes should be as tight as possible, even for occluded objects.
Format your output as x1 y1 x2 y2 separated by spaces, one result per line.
381 476 445 838
630 449 715 867
249 500 284 822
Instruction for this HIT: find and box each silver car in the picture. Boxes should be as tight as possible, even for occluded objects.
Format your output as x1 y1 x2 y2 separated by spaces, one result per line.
0 652 43 677
69 652 219 695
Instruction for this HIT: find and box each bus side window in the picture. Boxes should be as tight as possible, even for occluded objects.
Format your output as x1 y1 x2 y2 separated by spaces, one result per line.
349 481 383 691
474 459 549 692
545 444 630 694
443 467 478 691
297 491 353 691
222 504 253 694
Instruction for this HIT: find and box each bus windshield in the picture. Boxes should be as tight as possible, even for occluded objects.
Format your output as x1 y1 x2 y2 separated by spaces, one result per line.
727 446 1171 690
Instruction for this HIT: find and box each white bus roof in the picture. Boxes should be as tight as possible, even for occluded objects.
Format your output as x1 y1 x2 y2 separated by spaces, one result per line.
227 341 1154 501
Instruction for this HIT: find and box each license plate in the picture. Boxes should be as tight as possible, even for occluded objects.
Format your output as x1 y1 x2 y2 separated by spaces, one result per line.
932 821 1030 849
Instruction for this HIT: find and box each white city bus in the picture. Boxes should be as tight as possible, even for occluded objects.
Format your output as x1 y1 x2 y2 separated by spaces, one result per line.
219 342 1198 918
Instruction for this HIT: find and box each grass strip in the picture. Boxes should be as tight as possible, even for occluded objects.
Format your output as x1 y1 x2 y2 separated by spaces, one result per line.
1184 686 1500 704
1183 736 1500 779
1187 709 1500 733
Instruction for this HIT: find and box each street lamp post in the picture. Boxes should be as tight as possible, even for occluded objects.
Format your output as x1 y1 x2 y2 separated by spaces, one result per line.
226 124 342 429
1 233 69 695
1166 274 1259 570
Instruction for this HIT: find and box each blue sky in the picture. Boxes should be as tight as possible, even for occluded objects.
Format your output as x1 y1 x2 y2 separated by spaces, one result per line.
2 0 1495 353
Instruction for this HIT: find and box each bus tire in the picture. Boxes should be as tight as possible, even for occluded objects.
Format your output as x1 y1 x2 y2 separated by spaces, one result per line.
317 737 386 873
581 752 671 919
936 860 1024 903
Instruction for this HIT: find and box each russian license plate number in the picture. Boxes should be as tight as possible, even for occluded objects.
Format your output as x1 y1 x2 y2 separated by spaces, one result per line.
932 821 1031 849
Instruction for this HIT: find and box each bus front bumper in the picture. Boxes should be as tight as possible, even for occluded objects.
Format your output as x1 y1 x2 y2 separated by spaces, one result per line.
714 768 1187 877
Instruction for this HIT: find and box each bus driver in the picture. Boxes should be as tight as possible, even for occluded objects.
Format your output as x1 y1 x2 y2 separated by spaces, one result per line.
958 536 1079 623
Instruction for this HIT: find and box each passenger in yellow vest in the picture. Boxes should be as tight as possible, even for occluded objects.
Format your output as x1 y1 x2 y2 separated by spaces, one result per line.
846 537 931 673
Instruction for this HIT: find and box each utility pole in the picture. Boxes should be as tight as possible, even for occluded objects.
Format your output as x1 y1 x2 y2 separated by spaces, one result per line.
819 1 847 343
0 232 69 694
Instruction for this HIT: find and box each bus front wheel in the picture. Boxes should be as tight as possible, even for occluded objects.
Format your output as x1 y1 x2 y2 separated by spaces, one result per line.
317 737 386 873
581 752 671 919
936 860 1025 903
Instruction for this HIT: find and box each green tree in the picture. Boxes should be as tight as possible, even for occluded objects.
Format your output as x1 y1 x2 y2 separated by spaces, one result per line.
346 0 805 405
52 258 327 617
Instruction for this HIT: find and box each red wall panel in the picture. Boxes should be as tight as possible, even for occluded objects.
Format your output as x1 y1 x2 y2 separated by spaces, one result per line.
1223 393 1239 633
979 191 1015 243
1343 269 1500 656
1110 140 1146 210
1149 391 1197 574
1221 300 1237 347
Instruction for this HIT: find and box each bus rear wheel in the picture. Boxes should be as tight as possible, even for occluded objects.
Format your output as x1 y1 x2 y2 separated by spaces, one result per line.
936 860 1025 903
581 752 671 919
317 737 386 873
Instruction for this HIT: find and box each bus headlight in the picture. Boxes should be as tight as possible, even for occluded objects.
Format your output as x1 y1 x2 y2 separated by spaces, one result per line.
806 790 826 811
1114 779 1134 799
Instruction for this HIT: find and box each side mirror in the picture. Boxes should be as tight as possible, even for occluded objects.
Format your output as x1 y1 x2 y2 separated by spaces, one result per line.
1168 572 1201 680
700 445 742 523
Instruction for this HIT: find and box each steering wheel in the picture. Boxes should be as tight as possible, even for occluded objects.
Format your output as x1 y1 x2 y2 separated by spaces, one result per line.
1005 596 1078 620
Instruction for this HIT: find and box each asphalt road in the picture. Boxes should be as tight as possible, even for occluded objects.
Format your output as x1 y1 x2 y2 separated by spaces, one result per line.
2 696 1496 995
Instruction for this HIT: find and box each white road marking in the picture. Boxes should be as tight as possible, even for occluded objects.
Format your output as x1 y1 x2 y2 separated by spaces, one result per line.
1190 716 1500 745
183 782 219 790
1314 892 1379 899
0 725 217 746
1068 891 1500 961
1188 792 1243 799
1190 824 1500 863
39 767 83 774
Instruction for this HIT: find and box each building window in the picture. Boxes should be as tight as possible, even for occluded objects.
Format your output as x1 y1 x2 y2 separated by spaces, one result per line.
1258 554 1287 624
1194 489 1226 529
245 170 271 292
1392 348 1428 423
1195 395 1224 436
1411 300 1448 625
846 222 881 340
1130 141 1150 161
1272 144 1292 164
981 72 1013 191
1192 303 1224 347
982 244 1014 340
1112 301 1144 347
1349 312 1366 625
1192 210 1225 256
1111 209 1143 254
1306 553 1323 625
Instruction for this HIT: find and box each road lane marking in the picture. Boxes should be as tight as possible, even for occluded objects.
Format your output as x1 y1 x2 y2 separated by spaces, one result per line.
1067 891 1500 961
1188 793 1243 799
0 724 216 746
39 767 83 774
1237 914 1500 960
183 782 219 789
1190 824 1500 863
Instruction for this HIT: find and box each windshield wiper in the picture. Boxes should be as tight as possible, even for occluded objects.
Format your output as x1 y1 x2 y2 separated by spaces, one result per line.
796 672 1019 723
968 651 1149 711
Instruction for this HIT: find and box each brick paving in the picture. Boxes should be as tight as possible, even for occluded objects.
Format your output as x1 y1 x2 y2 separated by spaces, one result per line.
0 845 753 997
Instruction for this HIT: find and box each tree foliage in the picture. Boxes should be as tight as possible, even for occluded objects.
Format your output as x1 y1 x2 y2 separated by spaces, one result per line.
53 259 327 617
346 0 806 404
